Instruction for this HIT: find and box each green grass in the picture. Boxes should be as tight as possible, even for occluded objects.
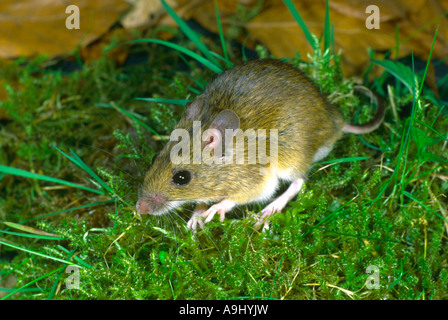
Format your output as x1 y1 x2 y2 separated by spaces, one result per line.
1 1 447 300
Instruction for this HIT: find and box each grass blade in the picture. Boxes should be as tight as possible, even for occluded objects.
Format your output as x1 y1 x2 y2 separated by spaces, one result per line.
318 156 370 165
0 230 65 241
69 148 115 194
0 165 104 195
57 245 93 269
18 200 115 225
214 0 231 67
52 146 113 196
177 53 208 89
283 0 316 49
0 239 82 268
323 0 331 51
107 39 222 73
2 221 61 238
403 191 444 220
1 266 65 300
135 98 189 105
417 25 438 99
415 119 448 142
161 0 221 69
47 249 76 300
372 59 419 95
96 102 164 141
210 51 235 66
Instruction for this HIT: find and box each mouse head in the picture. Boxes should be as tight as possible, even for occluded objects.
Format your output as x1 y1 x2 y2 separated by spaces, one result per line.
136 96 245 216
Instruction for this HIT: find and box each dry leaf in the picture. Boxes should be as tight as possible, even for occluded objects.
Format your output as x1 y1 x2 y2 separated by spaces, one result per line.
161 0 447 75
1 0 446 77
80 27 130 64
246 1 324 61
121 0 179 29
242 0 448 75
184 0 260 34
0 0 130 59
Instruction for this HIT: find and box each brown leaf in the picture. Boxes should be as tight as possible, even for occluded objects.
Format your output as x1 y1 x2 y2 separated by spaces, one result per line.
243 0 448 76
246 1 324 61
121 0 179 29
80 28 130 64
0 0 130 59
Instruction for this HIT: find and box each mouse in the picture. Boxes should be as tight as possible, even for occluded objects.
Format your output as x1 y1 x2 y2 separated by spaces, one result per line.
136 59 385 231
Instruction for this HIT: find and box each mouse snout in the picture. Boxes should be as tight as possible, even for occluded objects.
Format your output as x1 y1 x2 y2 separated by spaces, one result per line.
136 199 150 214
136 193 167 215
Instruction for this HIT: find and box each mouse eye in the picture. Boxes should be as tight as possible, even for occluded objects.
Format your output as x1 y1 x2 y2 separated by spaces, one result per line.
172 170 192 186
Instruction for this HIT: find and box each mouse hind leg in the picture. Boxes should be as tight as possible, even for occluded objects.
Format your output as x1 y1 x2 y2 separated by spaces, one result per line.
254 177 305 230
254 142 337 229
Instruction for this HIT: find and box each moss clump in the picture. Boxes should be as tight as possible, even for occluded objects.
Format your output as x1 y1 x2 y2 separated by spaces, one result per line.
1 35 447 300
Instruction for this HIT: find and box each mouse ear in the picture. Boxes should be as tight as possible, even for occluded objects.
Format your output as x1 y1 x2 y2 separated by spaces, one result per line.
203 109 240 154
184 95 206 120
209 109 240 133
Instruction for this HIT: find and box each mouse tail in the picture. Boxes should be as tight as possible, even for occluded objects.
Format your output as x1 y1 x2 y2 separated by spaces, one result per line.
342 85 385 135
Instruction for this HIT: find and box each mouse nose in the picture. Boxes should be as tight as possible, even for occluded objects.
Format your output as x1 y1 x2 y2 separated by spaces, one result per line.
136 193 166 215
136 199 150 214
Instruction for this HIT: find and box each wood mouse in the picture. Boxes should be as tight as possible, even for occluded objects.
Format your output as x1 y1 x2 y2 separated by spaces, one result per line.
136 59 385 230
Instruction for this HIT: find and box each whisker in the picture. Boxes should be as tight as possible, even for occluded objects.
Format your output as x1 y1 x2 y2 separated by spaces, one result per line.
132 157 144 177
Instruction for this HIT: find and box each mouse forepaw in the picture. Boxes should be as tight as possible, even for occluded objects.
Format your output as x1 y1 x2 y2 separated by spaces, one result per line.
187 215 205 232
187 203 207 232
202 200 235 224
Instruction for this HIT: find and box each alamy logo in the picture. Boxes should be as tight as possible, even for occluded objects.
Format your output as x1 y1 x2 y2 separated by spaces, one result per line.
365 5 380 29
66 5 80 29
365 265 380 289
66 266 80 289
169 121 278 175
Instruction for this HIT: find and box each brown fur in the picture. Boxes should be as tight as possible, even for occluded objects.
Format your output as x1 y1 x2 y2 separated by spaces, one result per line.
137 59 383 216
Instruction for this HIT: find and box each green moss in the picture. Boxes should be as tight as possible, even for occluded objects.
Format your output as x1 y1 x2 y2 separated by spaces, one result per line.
1 32 447 300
